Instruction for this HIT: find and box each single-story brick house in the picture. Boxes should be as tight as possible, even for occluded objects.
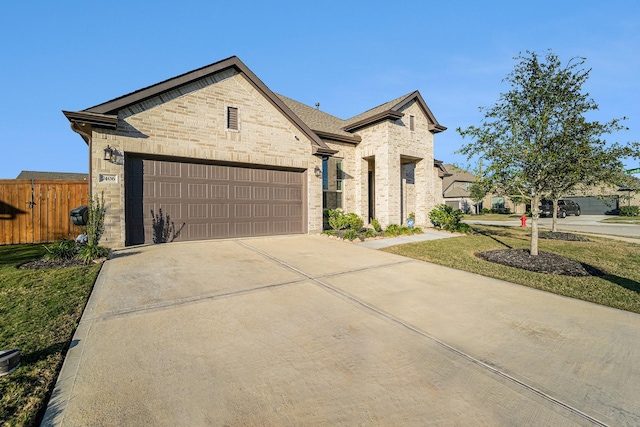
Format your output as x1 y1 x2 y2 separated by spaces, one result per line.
63 56 448 247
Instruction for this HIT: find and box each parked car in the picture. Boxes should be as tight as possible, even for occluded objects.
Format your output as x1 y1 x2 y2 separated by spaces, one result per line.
539 199 581 218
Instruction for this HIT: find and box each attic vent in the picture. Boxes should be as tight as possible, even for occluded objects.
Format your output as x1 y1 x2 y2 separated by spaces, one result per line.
409 115 415 131
227 107 239 130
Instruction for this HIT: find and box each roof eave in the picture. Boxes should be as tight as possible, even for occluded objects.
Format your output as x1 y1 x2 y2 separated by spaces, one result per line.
342 110 404 132
313 130 361 144
62 110 118 129
312 146 339 156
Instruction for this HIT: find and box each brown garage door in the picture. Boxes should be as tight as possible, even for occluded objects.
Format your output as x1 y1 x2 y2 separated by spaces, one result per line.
126 157 304 245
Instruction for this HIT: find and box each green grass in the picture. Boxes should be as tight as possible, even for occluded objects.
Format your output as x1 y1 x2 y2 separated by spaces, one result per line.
383 225 640 314
0 245 101 427
463 213 521 221
602 217 640 224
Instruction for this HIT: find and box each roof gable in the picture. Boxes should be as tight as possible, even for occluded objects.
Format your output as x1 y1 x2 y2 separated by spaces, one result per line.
343 91 446 133
63 56 333 154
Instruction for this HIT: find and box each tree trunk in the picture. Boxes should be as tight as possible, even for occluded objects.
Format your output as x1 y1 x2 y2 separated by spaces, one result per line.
530 195 540 256
551 199 558 232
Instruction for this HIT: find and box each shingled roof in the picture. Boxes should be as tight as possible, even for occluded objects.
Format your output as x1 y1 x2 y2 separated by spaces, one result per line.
276 95 360 143
63 56 445 152
278 90 446 143
17 171 88 180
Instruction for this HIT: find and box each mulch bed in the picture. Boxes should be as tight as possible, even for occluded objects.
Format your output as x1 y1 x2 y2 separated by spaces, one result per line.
538 231 591 242
476 249 604 277
19 258 88 270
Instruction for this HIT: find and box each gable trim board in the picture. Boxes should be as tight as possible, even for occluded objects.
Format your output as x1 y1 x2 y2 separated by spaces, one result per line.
63 56 446 247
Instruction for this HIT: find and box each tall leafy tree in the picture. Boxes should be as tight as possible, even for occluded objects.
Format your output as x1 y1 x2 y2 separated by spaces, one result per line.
458 50 639 255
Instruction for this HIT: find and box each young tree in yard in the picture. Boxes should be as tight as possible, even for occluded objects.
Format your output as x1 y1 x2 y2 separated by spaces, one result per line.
458 50 640 255
469 181 487 214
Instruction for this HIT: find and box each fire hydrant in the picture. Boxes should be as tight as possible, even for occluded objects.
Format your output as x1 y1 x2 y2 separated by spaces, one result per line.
521 214 527 227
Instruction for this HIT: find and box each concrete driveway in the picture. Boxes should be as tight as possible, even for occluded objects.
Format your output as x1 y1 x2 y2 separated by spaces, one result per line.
43 235 640 426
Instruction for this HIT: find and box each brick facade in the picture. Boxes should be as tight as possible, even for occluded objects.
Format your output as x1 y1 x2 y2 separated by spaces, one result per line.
326 100 442 227
89 70 322 247
66 56 446 247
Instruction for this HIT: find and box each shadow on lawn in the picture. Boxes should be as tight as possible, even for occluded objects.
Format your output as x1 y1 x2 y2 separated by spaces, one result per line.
600 273 640 295
474 227 514 249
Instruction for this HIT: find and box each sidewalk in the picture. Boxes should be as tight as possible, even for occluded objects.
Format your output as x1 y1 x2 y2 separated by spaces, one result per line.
356 228 459 249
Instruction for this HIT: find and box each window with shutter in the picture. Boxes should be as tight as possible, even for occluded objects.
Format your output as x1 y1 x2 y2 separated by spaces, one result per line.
227 107 238 130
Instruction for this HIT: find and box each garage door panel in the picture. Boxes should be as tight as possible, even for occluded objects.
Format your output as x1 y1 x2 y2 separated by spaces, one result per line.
159 182 181 198
235 223 252 236
234 168 252 181
187 223 208 240
253 204 269 218
210 165 229 180
273 205 288 217
159 162 181 177
188 204 208 219
126 158 304 245
188 163 207 178
188 183 207 198
234 186 252 199
253 222 270 235
211 185 229 199
289 188 302 201
253 169 269 182
211 223 229 238
211 204 230 218
253 187 269 200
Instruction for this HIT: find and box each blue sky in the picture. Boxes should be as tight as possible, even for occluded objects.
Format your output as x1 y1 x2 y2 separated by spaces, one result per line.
1 0 639 178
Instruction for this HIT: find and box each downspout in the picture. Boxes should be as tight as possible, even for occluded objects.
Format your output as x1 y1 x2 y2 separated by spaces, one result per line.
70 122 93 196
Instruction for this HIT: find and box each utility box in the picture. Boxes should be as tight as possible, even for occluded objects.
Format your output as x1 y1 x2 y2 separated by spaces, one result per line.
70 205 89 226
0 349 21 376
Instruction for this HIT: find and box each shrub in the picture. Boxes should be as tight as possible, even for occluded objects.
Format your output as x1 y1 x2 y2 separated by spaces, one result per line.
345 213 364 231
383 224 402 237
328 209 348 230
481 208 491 214
361 228 377 238
371 218 382 233
323 229 336 236
412 227 423 234
399 226 413 235
77 244 110 265
86 192 106 247
44 239 77 260
620 206 640 217
429 204 466 232
343 229 359 241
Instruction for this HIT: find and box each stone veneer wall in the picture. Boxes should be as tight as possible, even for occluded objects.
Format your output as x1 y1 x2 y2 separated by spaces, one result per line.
89 69 322 247
340 99 440 228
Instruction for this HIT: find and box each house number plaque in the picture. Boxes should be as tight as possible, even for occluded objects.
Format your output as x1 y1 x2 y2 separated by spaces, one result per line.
98 174 118 183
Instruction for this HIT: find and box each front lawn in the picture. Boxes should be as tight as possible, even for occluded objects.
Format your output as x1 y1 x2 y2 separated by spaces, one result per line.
602 217 640 224
463 213 521 221
0 244 101 427
383 225 640 314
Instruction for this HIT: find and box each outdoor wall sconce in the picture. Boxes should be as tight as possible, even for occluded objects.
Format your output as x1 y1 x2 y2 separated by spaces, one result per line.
103 145 114 162
314 166 322 178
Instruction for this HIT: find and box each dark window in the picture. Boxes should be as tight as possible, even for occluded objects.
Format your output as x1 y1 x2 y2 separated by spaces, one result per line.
227 107 238 130
409 115 415 131
322 157 343 211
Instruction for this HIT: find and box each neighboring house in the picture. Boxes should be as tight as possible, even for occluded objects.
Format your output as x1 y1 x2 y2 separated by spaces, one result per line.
62 56 448 247
16 171 88 180
442 164 475 213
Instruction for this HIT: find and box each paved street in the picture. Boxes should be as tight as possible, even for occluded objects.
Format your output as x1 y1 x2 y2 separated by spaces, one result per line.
43 235 640 426
465 214 640 240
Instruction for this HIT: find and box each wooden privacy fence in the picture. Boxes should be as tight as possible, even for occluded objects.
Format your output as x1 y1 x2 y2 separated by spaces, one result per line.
0 179 89 245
